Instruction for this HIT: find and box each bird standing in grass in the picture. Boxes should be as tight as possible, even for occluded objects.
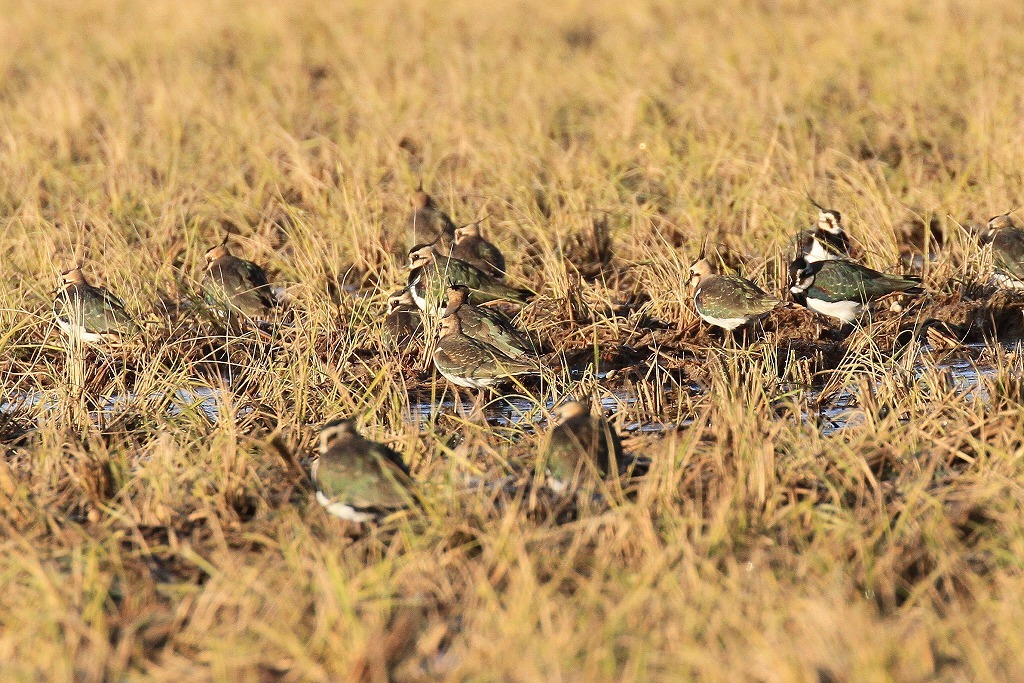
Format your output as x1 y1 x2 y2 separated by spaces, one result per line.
202 242 277 323
384 289 423 344
541 401 624 495
407 245 532 313
789 256 924 325
981 214 1024 291
431 299 537 394
451 220 506 278
53 268 141 346
444 284 535 359
688 259 782 333
312 419 416 523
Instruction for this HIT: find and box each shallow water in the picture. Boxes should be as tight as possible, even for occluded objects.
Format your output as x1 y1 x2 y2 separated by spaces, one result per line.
406 344 1002 436
0 345 1004 435
1 386 233 425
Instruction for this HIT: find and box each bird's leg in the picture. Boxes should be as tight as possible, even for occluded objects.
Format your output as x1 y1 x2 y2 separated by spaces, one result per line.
469 389 487 422
724 328 737 350
450 388 463 415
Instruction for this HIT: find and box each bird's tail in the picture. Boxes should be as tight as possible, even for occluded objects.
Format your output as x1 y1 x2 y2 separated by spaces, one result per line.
890 275 924 294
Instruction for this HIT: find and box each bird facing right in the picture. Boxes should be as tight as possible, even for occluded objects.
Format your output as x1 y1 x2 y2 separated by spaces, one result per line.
407 245 533 313
444 284 535 360
431 298 537 392
202 243 278 322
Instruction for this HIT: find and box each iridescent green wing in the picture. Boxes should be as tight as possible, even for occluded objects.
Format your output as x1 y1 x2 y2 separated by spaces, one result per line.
318 444 412 510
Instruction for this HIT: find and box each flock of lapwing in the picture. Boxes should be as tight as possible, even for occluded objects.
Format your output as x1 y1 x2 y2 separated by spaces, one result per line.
46 188 1024 523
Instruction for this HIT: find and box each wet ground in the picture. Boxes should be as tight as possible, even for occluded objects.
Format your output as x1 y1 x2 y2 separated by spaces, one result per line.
4 283 1023 445
0 341 1002 441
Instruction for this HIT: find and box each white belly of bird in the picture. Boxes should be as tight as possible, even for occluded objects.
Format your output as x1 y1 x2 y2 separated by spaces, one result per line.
56 318 111 345
315 491 376 522
409 283 446 315
806 297 862 324
434 362 497 390
408 282 428 311
546 475 569 496
696 311 752 331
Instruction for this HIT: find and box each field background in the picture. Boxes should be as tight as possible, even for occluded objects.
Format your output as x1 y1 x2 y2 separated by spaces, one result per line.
2 0 1024 680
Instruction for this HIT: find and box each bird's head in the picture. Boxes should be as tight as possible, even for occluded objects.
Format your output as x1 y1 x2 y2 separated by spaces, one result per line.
454 222 482 243
688 259 714 288
412 187 434 211
408 244 435 269
789 256 817 295
987 214 1017 233
443 284 469 313
205 244 231 264
817 209 843 235
319 419 359 455
387 289 414 313
60 267 88 286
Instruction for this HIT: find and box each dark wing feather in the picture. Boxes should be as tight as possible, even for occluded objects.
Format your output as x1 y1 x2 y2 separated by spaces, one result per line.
993 229 1024 281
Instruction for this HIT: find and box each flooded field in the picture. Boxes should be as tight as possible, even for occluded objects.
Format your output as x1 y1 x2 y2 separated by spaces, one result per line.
5 0 1024 679
1 341 1003 441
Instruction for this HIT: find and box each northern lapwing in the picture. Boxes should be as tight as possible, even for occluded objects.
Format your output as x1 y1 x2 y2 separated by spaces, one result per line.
451 220 506 278
789 256 923 324
384 289 422 344
53 268 141 346
981 214 1024 290
407 245 532 314
312 419 416 523
542 401 624 496
791 202 852 263
203 242 277 323
407 184 456 247
431 303 537 393
688 259 781 333
444 284 535 359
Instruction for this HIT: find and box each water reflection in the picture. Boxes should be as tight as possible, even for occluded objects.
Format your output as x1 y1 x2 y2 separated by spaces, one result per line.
0 344 1006 435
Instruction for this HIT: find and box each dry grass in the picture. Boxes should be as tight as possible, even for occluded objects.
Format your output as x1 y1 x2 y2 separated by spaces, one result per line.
2 0 1024 679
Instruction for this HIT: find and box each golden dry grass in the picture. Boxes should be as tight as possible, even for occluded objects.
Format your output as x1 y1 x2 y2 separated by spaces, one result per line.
2 0 1024 680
